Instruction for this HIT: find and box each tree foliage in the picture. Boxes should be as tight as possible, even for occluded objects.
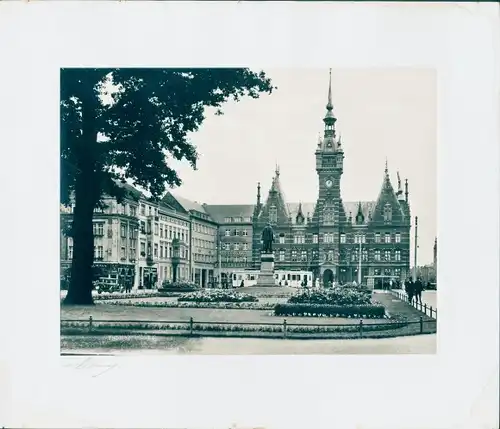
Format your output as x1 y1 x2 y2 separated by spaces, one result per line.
61 68 274 305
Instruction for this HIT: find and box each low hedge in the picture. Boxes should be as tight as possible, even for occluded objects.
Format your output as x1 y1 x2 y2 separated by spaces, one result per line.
61 320 406 334
274 303 386 318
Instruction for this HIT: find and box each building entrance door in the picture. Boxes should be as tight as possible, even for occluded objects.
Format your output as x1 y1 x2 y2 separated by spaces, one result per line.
323 269 334 287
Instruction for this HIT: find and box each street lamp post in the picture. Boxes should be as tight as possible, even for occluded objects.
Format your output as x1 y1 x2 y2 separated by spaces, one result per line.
357 239 362 285
413 216 418 281
217 236 222 287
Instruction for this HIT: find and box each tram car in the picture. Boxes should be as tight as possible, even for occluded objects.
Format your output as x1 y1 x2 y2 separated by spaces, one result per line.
229 269 313 288
274 270 313 287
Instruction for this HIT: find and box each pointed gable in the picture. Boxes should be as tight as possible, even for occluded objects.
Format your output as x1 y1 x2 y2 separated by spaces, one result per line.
258 167 290 225
161 192 189 214
370 164 406 226
295 202 305 225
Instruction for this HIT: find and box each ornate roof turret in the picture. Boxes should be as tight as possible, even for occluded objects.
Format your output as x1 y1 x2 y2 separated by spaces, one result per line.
396 171 405 201
318 68 340 152
296 202 305 224
370 161 406 225
258 165 290 225
355 202 365 225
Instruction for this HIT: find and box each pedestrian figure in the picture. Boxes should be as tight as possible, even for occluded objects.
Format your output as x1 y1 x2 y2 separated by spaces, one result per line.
405 278 415 304
414 277 423 304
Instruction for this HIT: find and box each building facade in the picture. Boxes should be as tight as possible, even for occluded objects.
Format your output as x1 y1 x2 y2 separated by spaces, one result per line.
136 198 191 288
162 193 218 287
206 71 412 288
61 183 191 291
60 183 141 290
203 204 255 286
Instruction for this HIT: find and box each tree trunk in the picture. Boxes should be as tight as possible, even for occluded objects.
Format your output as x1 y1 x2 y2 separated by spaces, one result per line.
63 173 96 306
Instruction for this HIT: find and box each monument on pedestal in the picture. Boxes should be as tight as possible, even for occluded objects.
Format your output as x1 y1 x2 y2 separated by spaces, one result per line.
257 223 277 287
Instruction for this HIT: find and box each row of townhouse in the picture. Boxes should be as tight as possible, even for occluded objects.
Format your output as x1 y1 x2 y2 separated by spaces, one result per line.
60 182 219 290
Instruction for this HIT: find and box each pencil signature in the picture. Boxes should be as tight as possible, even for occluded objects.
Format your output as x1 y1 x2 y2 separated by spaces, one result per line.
75 357 119 378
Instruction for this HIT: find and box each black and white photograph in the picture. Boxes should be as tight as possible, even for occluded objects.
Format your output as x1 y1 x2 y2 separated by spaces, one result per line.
2 2 498 429
59 67 438 355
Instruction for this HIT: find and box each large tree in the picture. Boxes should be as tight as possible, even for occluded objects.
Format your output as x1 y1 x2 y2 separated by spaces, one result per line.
61 68 274 305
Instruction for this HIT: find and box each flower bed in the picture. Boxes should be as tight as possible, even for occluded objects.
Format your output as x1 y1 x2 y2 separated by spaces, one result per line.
60 291 160 303
177 289 258 303
158 282 200 294
94 292 159 301
102 300 273 310
274 303 386 318
288 287 372 307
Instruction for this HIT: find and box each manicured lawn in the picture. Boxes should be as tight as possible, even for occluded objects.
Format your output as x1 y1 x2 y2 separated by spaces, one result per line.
60 333 437 354
61 303 386 325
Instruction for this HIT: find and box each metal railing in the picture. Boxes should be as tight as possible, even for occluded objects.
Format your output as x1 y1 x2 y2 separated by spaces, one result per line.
61 314 436 339
391 289 437 319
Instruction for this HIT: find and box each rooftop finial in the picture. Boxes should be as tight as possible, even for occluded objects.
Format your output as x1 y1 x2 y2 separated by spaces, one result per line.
275 163 280 177
327 68 333 110
385 158 388 175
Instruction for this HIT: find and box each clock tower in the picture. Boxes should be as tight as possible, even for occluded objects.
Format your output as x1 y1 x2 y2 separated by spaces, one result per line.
311 69 347 283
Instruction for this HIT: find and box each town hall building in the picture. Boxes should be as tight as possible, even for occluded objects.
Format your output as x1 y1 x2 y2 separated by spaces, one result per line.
205 70 412 287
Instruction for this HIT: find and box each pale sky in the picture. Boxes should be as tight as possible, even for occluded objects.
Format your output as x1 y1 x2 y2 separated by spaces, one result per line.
171 68 436 265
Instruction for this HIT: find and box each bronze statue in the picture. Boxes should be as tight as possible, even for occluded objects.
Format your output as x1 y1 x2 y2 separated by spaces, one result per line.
261 223 275 253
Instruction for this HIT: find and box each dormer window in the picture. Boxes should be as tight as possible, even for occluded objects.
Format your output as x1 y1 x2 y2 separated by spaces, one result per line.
383 203 392 223
269 205 277 224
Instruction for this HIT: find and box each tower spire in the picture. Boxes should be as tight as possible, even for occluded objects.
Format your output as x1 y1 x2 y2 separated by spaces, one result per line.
405 178 409 202
257 182 261 206
322 68 337 147
327 68 333 110
385 158 389 175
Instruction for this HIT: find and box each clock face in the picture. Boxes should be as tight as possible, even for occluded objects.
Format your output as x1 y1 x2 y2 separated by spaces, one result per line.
325 179 333 188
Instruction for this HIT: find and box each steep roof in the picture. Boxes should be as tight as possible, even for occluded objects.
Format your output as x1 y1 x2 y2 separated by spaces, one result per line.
158 200 182 214
203 204 255 223
162 192 209 215
287 202 316 224
258 167 290 224
370 165 406 224
112 179 143 201
344 201 376 224
172 194 206 214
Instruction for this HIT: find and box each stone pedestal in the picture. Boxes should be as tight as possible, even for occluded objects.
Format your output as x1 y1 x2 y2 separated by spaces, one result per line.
256 253 276 287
